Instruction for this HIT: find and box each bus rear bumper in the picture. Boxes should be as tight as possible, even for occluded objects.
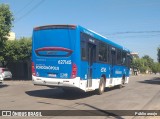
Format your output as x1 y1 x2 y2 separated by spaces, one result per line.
32 76 82 89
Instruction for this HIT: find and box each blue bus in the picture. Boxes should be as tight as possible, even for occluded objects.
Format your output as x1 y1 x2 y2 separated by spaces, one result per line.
32 25 132 94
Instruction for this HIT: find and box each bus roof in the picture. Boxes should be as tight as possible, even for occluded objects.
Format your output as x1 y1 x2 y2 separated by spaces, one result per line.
77 25 130 52
34 25 76 31
33 24 130 52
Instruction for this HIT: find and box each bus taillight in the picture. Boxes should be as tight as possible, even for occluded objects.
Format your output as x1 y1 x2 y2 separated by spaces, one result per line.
71 63 77 78
32 62 36 76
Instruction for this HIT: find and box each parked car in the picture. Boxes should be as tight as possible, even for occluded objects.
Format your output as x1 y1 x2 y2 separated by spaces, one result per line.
0 68 12 80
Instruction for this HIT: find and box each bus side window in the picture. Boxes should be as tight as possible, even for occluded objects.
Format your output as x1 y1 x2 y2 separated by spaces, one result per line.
117 49 121 64
122 51 126 65
111 49 116 65
98 42 108 63
81 41 87 60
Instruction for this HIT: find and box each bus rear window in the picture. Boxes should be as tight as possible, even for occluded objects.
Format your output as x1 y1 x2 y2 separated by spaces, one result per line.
35 47 73 57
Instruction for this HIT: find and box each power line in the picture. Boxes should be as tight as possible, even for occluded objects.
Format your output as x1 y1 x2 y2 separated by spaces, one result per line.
15 0 44 23
15 0 35 16
100 31 160 36
107 34 160 39
97 30 160 39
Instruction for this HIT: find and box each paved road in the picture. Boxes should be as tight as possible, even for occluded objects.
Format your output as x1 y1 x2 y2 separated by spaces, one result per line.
0 75 160 119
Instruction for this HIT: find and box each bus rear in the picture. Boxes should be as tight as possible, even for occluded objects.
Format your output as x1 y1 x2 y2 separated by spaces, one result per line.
32 25 80 88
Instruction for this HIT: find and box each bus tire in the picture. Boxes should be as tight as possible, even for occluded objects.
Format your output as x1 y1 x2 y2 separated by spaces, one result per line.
97 77 105 95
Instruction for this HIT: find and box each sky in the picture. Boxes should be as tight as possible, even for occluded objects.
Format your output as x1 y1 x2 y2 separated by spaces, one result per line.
0 0 160 61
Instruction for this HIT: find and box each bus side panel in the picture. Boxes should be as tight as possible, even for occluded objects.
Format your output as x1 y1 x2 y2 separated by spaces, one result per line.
92 63 111 88
80 61 88 80
111 65 129 86
80 61 112 88
92 63 110 78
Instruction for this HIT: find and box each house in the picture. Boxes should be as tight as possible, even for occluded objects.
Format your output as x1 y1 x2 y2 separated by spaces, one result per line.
131 52 139 59
7 32 16 40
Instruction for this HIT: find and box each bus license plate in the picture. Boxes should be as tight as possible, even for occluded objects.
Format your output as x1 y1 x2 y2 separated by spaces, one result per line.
48 73 57 77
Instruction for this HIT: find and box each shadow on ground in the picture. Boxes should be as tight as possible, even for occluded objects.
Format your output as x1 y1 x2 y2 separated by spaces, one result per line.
25 88 96 100
25 84 123 100
0 83 9 88
138 77 160 85
75 103 124 118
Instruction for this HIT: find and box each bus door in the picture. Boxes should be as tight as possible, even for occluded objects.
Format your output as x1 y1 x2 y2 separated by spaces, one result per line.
110 47 116 84
87 43 96 87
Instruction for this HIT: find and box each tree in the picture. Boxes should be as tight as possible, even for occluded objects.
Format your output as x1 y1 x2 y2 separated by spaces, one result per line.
158 47 160 63
131 56 154 73
1 37 32 66
152 62 160 74
142 55 154 70
131 58 141 70
0 4 14 47
131 54 160 74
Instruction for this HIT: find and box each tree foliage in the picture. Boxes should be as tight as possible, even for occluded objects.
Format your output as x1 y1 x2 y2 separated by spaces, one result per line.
142 55 154 70
0 4 14 47
131 58 149 73
131 55 160 73
0 37 32 66
152 62 160 74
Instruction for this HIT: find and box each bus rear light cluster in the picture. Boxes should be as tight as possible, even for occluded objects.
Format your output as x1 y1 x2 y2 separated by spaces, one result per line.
32 62 36 76
71 63 77 78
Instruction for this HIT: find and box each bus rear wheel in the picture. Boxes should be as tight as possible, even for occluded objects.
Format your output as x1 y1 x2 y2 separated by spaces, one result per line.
97 77 105 95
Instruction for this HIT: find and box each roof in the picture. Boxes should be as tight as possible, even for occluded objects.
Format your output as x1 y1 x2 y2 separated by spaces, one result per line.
78 25 130 52
33 24 130 52
34 25 76 30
